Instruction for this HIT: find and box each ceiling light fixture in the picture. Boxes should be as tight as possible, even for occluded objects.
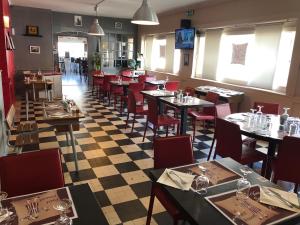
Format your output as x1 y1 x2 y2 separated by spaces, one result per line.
131 0 159 25
88 0 105 36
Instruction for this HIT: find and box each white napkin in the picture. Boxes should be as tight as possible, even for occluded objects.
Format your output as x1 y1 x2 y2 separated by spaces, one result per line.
260 186 300 213
157 169 195 191
48 112 69 118
0 211 13 223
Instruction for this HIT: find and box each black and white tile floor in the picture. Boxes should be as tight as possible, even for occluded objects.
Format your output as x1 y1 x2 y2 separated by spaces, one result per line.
12 75 267 225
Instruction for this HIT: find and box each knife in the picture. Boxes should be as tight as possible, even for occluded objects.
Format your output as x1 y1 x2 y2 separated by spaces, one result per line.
165 170 185 190
263 187 300 209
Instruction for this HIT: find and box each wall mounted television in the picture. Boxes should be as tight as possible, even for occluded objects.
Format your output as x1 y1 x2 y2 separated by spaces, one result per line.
175 28 195 49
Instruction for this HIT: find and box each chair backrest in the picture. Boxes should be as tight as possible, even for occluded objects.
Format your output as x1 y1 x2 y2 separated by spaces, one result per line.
184 87 195 96
92 70 103 75
138 75 146 83
0 149 64 197
128 82 144 103
154 135 194 169
215 103 231 119
165 81 179 91
253 102 280 115
6 105 16 130
146 97 159 124
127 90 139 114
203 91 219 116
121 76 132 81
273 136 300 184
121 70 132 76
215 118 243 161
103 75 117 91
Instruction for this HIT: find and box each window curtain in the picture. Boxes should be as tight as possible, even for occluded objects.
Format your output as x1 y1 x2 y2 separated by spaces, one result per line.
144 35 154 70
165 33 175 73
248 23 283 89
202 29 223 80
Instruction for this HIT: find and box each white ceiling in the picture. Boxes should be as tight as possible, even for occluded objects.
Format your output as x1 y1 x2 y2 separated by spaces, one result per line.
10 0 212 19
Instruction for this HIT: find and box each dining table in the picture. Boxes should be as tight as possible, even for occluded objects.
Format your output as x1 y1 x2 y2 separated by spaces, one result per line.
37 101 84 172
149 157 300 225
159 96 214 134
110 80 137 95
2 184 109 225
145 80 166 90
224 113 300 179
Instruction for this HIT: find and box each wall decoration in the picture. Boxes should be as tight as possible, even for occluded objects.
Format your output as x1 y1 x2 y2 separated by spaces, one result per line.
184 53 189 66
114 22 122 29
74 15 83 27
29 45 40 54
231 43 248 65
26 25 39 36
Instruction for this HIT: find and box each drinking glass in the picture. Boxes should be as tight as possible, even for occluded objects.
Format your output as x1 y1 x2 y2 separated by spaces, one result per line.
289 120 298 136
240 165 252 181
53 199 73 225
256 105 264 129
195 166 209 195
233 178 251 222
248 109 257 129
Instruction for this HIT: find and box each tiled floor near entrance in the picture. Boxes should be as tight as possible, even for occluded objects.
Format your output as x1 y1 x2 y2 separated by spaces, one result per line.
11 74 267 225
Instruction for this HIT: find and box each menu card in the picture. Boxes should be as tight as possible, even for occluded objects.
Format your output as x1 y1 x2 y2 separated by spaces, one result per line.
0 187 77 225
206 186 298 225
175 161 242 191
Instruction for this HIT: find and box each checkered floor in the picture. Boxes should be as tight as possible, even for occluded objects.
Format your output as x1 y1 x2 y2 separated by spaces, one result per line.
12 74 267 225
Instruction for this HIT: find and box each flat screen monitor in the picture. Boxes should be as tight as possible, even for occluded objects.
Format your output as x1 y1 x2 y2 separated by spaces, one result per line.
175 28 195 49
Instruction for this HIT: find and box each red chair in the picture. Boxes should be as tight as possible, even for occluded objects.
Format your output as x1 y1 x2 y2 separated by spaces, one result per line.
0 149 64 197
213 118 267 175
253 102 280 115
120 82 144 113
144 76 158 91
126 90 148 133
146 135 194 225
138 75 146 84
143 97 180 142
101 75 117 104
189 91 219 141
165 81 179 91
207 103 256 160
121 69 132 76
272 136 300 192
92 71 104 96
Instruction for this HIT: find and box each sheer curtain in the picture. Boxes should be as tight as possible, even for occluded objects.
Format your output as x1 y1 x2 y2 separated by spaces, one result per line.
144 35 154 70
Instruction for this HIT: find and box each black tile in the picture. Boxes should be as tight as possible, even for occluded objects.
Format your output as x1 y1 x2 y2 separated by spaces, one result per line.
113 200 147 222
153 212 173 225
98 122 113 126
88 156 112 167
115 162 140 173
70 169 97 182
137 142 153 150
195 135 213 142
80 143 100 151
115 139 135 146
115 124 127 129
94 191 111 207
197 142 210 150
130 181 152 198
74 133 92 139
94 136 113 142
82 119 96 124
39 136 57 143
193 150 208 160
87 127 103 132
127 151 149 161
103 147 124 156
63 152 86 162
126 132 143 138
22 144 40 152
106 130 123 135
99 175 127 189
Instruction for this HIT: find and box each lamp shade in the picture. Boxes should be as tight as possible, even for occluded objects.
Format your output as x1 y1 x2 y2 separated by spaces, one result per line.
88 19 105 36
131 0 159 25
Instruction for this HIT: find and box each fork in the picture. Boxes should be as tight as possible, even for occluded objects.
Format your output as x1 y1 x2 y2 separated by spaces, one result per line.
168 170 187 184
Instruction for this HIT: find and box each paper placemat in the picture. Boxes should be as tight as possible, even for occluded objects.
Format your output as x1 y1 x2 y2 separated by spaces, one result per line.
174 161 242 191
0 187 78 225
205 185 299 225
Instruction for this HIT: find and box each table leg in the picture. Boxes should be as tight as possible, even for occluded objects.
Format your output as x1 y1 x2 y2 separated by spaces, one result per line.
69 124 79 172
26 91 29 121
180 108 188 135
158 99 164 115
44 84 48 101
265 141 277 179
32 83 36 101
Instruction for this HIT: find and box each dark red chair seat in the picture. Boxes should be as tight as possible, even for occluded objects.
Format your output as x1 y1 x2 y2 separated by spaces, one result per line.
188 111 215 121
0 149 64 197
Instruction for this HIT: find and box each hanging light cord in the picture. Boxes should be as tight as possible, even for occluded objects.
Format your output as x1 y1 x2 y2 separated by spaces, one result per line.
94 0 105 16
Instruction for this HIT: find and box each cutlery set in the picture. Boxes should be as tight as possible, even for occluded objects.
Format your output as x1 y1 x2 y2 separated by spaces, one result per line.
25 198 39 220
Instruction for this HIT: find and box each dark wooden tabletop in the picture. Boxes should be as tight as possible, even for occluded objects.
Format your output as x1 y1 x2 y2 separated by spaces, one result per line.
195 86 244 98
140 90 175 98
110 80 136 86
149 158 300 225
159 96 214 108
145 80 166 85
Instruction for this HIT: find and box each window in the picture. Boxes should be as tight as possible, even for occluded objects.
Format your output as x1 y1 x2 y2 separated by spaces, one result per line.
142 33 181 74
192 21 297 92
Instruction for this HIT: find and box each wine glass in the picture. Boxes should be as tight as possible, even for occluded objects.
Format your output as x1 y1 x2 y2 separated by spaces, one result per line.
289 120 298 136
195 166 209 195
240 165 252 181
233 178 251 222
53 199 73 225
248 109 257 129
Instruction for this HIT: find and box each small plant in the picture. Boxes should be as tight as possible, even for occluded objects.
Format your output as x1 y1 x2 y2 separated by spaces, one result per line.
92 52 101 70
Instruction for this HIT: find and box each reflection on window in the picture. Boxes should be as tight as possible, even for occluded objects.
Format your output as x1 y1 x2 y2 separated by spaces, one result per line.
151 39 166 70
273 30 296 90
194 36 206 77
173 49 181 74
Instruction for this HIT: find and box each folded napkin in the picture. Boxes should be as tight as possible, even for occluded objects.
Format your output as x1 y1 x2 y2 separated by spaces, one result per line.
157 169 195 191
48 112 69 118
0 211 13 223
260 186 300 213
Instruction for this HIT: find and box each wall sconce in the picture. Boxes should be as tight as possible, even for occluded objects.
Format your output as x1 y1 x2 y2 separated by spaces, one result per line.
3 16 9 28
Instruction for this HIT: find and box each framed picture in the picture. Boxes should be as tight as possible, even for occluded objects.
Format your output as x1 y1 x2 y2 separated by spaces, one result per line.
29 45 40 54
26 25 39 36
184 53 189 66
115 22 122 29
74 15 82 27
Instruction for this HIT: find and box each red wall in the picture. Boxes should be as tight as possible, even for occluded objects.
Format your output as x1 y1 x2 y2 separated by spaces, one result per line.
0 0 15 115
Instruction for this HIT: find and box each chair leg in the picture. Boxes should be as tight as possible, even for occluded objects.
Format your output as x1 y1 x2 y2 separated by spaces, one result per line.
213 149 217 159
146 184 156 225
126 113 130 129
114 95 117 110
207 136 215 161
143 119 149 142
176 124 180 135
166 126 169 137
192 119 196 142
261 159 267 177
131 114 136 133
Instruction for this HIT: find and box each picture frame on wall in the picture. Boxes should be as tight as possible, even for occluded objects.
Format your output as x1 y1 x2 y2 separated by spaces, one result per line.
184 53 189 66
26 25 39 36
29 45 40 54
74 15 82 27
